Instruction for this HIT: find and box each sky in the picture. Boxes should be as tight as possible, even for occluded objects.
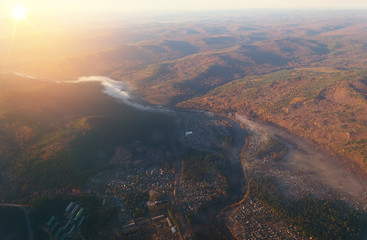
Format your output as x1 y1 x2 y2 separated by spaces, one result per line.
1 0 366 32
0 0 366 69
2 0 367 16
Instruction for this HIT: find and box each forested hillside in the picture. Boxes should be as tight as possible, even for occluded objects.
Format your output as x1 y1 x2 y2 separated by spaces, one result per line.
179 69 367 171
0 76 174 200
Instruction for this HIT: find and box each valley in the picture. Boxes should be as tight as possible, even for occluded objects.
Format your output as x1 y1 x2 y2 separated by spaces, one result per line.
1 9 367 240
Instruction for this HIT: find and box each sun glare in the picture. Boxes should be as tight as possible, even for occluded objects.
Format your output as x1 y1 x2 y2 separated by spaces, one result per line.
12 5 26 20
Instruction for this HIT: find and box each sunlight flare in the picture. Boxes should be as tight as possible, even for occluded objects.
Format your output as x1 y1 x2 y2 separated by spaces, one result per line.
12 5 26 20
1 2 52 73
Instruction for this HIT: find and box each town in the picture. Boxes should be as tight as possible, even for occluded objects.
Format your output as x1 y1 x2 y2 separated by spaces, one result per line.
225 197 307 239
85 163 228 238
179 176 227 215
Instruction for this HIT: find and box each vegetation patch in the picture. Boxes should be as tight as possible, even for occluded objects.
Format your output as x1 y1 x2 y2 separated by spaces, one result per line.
250 177 367 240
255 136 288 161
124 192 149 218
181 151 226 181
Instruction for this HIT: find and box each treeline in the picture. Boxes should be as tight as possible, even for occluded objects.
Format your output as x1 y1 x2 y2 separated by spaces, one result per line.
250 177 367 240
181 151 226 181
255 136 288 161
124 192 149 218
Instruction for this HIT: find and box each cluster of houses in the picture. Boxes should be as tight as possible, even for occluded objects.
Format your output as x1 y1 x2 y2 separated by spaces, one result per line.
226 197 305 240
100 194 133 225
46 202 85 240
88 168 174 196
179 178 227 215
121 213 179 239
87 168 180 238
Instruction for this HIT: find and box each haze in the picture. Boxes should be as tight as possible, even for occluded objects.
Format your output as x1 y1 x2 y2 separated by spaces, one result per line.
2 0 367 21
4 0 367 13
1 0 367 239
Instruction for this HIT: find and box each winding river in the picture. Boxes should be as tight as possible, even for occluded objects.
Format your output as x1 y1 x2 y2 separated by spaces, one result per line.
17 74 367 239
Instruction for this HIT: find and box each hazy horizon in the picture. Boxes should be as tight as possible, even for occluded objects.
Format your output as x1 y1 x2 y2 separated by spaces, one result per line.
2 0 367 15
1 7 367 33
1 0 367 26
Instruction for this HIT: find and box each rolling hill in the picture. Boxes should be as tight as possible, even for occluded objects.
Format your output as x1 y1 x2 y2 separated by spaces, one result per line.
178 68 367 171
0 75 174 201
2 11 367 196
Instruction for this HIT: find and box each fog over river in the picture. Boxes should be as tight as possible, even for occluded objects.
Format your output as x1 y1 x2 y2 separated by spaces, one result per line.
236 114 367 209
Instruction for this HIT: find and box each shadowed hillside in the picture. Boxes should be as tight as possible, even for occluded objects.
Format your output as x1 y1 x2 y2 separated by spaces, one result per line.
109 38 330 105
3 12 366 175
0 75 174 201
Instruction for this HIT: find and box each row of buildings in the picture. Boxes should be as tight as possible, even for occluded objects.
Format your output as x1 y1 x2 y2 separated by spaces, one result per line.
46 202 85 240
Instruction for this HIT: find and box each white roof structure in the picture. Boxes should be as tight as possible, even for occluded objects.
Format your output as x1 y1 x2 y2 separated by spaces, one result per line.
185 131 193 136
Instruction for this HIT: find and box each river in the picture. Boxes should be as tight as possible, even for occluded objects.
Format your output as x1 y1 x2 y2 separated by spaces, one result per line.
17 74 367 239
